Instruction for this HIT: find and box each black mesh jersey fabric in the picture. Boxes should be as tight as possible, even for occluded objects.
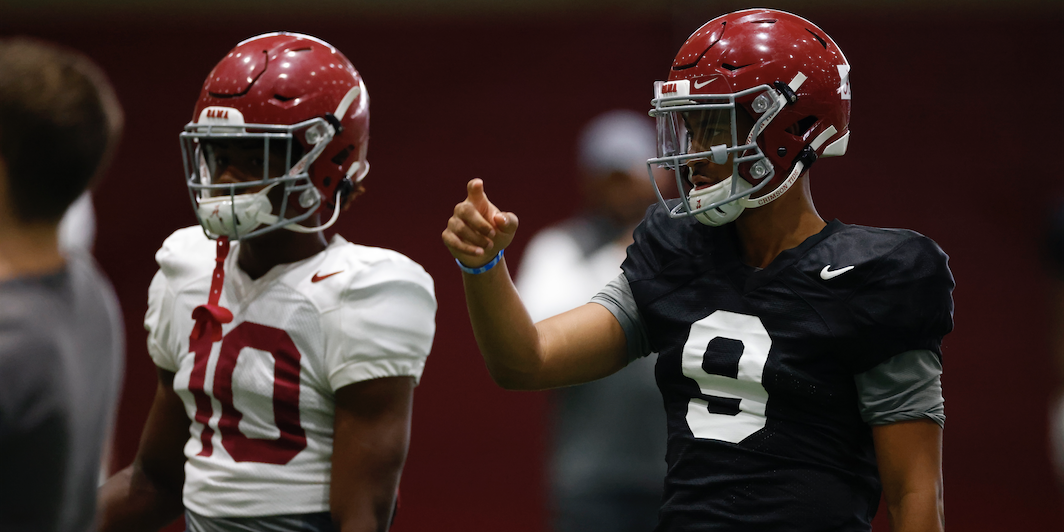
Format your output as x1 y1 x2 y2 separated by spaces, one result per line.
621 201 954 532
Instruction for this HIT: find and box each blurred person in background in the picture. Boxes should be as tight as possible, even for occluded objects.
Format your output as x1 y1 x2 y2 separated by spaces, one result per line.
1045 202 1064 490
515 110 667 532
98 33 436 532
444 9 952 531
58 192 97 254
0 38 125 532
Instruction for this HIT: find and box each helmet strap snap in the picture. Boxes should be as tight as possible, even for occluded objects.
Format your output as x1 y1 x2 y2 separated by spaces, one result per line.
773 80 800 105
323 112 344 134
331 178 355 210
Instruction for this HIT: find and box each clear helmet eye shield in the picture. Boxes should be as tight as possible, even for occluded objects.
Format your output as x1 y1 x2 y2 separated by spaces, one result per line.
646 74 821 227
179 111 341 241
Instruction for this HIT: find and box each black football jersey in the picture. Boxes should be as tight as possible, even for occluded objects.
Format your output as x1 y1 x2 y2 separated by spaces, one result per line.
621 203 954 532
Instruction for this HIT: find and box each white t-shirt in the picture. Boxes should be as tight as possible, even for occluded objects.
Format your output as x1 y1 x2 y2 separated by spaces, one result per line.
516 224 627 322
144 226 436 517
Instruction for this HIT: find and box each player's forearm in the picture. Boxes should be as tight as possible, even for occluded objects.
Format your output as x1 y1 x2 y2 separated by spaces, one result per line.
873 420 944 532
461 258 547 389
330 434 406 532
887 488 944 532
332 489 398 532
97 465 184 532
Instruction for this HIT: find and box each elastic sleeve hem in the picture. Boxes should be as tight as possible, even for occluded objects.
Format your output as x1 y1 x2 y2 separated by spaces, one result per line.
865 411 945 429
328 358 426 390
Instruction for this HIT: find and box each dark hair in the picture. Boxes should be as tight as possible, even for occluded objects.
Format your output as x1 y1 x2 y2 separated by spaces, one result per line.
0 38 123 223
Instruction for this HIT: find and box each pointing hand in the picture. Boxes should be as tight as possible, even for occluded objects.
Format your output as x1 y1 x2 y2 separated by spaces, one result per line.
442 179 519 268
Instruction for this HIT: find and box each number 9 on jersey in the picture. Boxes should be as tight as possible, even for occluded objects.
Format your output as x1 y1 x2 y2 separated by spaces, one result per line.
681 310 771 444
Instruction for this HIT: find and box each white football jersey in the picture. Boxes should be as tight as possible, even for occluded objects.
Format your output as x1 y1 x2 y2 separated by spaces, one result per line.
144 226 436 518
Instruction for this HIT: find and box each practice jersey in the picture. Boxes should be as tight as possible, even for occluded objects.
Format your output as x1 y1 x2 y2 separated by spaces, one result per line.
145 227 436 518
613 203 954 531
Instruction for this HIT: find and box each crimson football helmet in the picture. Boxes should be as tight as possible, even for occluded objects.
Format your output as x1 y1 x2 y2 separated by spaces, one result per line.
648 9 850 226
179 32 370 240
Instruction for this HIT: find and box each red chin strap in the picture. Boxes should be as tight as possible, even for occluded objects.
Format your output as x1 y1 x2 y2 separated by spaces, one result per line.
190 236 234 342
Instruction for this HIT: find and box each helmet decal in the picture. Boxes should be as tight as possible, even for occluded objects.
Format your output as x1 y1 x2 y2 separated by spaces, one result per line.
837 65 851 100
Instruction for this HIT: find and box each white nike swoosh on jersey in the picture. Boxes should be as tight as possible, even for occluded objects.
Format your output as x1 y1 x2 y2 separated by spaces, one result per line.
693 78 716 89
820 264 855 280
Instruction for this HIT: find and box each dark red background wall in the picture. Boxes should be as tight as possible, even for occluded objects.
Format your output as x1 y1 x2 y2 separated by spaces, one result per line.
4 6 1062 531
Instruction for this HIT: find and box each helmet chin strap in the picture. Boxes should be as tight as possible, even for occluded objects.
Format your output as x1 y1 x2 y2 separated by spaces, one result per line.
269 84 362 234
256 185 344 234
686 72 815 227
737 125 837 209
284 187 343 233
686 124 837 226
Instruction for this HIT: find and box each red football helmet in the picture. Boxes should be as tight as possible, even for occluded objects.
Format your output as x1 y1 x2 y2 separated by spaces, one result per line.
179 32 370 239
647 9 850 226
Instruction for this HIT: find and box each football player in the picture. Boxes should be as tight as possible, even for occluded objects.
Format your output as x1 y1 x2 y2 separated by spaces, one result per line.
442 9 951 532
99 33 437 532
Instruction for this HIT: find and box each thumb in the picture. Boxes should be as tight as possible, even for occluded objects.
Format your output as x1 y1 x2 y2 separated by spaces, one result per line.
493 211 519 236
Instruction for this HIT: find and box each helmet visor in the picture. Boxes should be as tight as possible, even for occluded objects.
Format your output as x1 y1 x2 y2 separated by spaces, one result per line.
646 84 778 221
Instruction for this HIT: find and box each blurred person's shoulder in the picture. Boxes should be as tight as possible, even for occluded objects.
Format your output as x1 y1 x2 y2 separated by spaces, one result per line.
0 251 122 416
530 214 627 259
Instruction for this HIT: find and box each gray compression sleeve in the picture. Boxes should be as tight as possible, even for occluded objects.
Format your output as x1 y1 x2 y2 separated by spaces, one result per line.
855 349 945 428
590 273 653 362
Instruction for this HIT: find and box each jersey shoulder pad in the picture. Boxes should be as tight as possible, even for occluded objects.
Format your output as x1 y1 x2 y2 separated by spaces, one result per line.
839 225 954 311
316 241 437 388
154 226 215 286
295 239 436 310
814 224 955 368
342 242 432 290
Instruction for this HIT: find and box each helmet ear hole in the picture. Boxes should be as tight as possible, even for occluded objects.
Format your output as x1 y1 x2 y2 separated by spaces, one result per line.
330 144 355 166
786 115 818 136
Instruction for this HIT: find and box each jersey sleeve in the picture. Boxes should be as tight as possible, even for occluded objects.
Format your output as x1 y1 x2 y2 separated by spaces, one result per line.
591 273 653 362
845 235 955 373
324 260 437 390
144 269 179 372
855 349 945 427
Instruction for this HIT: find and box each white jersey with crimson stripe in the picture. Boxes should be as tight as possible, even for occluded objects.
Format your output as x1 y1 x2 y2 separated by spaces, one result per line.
144 226 436 517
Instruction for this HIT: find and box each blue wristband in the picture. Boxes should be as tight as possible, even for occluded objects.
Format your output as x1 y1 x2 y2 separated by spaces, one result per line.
456 249 504 275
